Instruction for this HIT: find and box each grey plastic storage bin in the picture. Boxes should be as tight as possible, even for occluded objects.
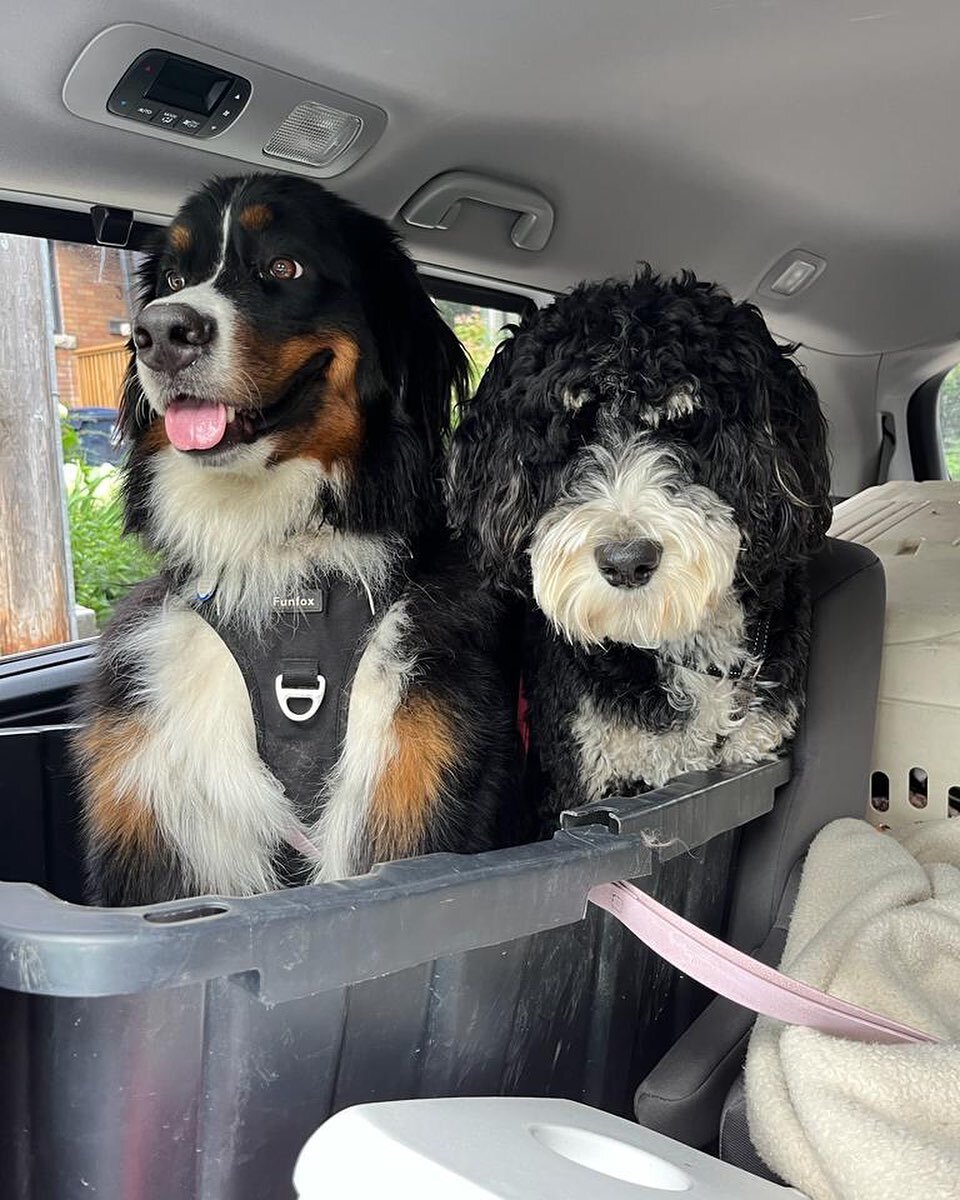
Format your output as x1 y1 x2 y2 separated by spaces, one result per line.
0 723 787 1200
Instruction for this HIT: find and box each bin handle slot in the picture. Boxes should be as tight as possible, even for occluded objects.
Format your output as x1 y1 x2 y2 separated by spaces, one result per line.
561 757 790 857
143 903 230 924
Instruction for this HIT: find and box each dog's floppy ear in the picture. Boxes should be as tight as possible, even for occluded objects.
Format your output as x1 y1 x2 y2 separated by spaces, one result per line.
763 344 833 559
350 222 469 467
701 305 832 594
448 331 555 592
398 282 471 466
339 222 469 544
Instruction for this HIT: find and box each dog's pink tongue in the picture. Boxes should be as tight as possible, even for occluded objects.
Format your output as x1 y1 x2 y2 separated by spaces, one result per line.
164 400 228 451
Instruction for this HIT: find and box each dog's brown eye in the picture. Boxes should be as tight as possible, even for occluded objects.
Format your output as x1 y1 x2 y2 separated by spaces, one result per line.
165 271 185 292
267 257 304 281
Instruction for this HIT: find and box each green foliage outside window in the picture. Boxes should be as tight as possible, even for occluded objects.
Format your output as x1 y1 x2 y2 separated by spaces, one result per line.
939 365 960 479
434 300 519 392
61 411 157 629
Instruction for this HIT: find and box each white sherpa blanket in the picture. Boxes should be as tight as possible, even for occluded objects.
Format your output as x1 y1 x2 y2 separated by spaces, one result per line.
745 817 960 1200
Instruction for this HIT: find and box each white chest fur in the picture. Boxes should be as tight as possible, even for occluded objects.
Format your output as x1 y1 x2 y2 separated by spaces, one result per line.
111 601 295 895
148 446 393 629
568 587 798 801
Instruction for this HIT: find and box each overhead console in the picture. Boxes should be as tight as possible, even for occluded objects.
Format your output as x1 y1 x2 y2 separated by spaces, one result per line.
63 24 386 176
106 50 251 140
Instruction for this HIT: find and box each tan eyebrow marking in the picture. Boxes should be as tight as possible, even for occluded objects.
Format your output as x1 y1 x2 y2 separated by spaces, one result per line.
168 224 192 252
239 203 274 232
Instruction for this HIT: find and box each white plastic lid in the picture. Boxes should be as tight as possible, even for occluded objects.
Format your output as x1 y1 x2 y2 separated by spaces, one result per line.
293 1097 806 1199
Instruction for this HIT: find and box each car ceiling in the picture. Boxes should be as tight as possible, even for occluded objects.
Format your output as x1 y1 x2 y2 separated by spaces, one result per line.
3 0 960 357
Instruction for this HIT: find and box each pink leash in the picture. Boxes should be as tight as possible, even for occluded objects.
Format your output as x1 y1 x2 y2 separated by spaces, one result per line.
589 880 937 1046
289 821 935 1045
286 826 324 862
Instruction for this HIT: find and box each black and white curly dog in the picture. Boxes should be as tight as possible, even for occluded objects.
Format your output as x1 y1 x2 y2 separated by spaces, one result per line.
76 173 518 906
450 269 831 821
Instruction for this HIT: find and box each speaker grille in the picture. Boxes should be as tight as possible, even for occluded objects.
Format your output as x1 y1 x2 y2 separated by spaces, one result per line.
263 101 363 168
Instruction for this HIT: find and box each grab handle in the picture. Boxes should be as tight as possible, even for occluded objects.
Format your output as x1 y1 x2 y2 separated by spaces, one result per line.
400 171 555 251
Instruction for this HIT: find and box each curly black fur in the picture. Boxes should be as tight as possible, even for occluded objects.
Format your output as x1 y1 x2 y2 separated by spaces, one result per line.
450 268 832 821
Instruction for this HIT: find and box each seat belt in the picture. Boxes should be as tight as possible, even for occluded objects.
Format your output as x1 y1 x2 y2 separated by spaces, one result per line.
875 411 896 485
590 880 936 1046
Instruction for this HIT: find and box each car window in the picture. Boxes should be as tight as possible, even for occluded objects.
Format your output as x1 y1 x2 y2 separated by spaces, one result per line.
0 231 153 661
432 297 520 390
937 364 960 480
0 232 521 661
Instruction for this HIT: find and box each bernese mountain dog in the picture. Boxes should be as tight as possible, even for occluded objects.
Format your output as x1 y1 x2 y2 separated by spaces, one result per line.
75 173 519 906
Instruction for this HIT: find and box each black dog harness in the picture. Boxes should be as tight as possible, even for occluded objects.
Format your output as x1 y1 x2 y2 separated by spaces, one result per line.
191 576 386 817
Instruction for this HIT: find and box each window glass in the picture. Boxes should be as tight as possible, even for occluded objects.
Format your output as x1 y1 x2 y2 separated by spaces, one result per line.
938 364 960 479
0 232 153 659
433 298 520 390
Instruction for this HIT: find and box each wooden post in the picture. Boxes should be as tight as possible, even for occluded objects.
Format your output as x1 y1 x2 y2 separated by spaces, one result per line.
0 233 73 656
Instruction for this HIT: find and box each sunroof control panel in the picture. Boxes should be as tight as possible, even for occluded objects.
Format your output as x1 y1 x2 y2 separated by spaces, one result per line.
107 50 251 140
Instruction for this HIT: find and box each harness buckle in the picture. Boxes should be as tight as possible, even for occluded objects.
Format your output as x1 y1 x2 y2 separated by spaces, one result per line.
275 672 326 723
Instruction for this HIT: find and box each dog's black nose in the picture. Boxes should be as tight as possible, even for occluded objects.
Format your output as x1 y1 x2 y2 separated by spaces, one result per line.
595 539 663 588
133 303 216 374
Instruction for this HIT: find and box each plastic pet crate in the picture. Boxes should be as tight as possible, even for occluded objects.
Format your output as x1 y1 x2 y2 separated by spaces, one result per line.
0 721 788 1200
831 481 960 827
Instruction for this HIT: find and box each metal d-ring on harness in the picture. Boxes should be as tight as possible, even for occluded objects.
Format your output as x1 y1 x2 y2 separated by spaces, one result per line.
189 574 389 836
274 662 327 724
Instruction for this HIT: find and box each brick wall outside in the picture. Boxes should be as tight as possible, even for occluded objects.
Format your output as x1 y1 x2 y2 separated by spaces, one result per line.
53 243 137 409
